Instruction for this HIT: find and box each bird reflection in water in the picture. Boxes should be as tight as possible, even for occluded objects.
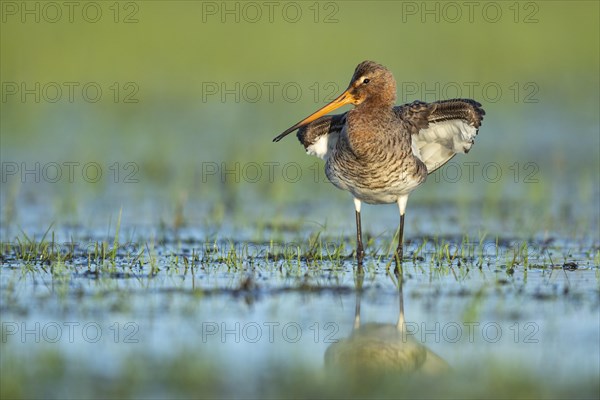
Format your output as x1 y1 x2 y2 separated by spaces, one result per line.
325 274 449 376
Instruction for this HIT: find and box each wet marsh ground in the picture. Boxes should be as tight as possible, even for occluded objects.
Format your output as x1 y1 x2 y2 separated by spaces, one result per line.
1 181 599 398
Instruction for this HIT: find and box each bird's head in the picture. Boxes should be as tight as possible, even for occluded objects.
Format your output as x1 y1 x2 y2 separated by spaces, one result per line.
345 60 397 107
273 61 396 142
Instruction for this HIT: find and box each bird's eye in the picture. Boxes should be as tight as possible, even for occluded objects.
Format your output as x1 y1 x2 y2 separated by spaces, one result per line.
363 78 370 84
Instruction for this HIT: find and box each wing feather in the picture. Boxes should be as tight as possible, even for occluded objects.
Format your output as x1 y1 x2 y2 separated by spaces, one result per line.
396 99 485 173
296 113 346 159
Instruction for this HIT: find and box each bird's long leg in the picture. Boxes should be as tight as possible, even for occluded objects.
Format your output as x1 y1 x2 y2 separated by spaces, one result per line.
354 198 365 267
395 195 409 274
397 214 405 258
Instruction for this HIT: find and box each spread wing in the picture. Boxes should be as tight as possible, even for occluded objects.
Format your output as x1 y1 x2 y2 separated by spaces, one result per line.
395 99 485 173
295 113 347 160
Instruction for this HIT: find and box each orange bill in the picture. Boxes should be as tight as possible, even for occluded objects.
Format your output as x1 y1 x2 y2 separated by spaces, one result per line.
273 88 355 142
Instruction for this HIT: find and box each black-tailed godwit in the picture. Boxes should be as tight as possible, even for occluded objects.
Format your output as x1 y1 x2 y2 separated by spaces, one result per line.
273 61 485 272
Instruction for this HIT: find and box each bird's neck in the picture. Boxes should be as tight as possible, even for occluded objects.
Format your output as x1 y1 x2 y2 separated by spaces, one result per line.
354 100 395 119
356 95 396 113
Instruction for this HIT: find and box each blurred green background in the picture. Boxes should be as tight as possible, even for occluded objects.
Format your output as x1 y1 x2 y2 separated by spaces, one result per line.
1 0 598 235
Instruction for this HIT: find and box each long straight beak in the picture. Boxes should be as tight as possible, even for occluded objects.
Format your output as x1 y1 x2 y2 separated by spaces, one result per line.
273 88 355 142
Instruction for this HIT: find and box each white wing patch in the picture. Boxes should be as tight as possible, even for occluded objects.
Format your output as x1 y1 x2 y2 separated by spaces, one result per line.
306 132 339 160
412 120 478 173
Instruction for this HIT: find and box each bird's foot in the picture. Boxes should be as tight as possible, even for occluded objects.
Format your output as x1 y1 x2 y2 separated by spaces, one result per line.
356 246 365 267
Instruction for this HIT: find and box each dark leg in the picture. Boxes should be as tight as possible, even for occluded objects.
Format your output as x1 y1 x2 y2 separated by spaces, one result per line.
355 209 365 266
394 213 405 274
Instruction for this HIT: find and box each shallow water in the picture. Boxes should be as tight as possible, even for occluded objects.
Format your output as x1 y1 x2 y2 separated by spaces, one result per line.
1 198 598 397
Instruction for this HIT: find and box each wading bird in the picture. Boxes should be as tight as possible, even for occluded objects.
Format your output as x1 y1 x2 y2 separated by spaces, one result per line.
273 61 485 271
